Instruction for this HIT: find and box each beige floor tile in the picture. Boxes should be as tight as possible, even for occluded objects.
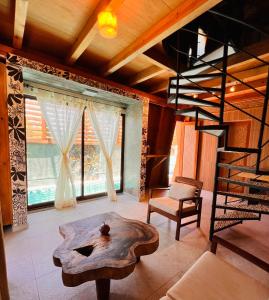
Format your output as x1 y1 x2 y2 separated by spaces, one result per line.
4 192 269 300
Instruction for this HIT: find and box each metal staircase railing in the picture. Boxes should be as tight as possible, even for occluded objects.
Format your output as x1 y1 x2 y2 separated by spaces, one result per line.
167 12 269 240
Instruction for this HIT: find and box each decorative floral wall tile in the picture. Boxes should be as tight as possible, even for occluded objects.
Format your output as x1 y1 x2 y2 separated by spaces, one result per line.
5 53 150 226
6 55 27 227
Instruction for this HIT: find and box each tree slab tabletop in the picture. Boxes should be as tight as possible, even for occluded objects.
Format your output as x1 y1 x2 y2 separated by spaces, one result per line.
53 212 159 287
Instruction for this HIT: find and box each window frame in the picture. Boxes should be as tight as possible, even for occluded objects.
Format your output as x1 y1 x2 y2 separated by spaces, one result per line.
25 96 125 210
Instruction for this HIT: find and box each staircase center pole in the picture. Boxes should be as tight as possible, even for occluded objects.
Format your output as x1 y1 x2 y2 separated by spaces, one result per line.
209 43 229 240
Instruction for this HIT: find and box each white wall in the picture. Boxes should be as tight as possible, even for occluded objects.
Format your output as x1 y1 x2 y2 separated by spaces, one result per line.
123 102 143 198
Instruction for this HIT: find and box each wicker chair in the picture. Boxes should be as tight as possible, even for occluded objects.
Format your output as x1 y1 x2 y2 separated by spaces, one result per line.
147 176 203 240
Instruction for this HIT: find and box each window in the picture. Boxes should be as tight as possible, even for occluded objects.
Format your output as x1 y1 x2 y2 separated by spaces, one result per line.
25 96 124 208
82 113 123 197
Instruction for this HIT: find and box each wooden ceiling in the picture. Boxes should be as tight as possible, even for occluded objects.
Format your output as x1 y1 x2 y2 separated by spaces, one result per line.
0 0 220 94
0 0 268 103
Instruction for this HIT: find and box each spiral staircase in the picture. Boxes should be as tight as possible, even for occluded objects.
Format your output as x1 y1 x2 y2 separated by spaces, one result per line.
167 10 269 240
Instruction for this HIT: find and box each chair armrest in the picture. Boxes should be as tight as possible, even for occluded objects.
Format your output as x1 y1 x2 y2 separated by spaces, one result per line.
211 235 269 273
149 187 170 198
178 196 202 202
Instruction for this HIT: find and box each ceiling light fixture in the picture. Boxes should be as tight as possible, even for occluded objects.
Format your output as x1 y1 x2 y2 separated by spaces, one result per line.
98 10 117 39
229 85 236 92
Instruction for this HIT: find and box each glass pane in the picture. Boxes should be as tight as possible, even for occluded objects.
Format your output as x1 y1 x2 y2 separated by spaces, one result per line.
84 114 123 196
26 97 60 206
26 97 82 206
70 125 82 197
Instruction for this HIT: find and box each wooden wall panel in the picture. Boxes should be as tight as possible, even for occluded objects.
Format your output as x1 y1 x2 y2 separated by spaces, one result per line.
182 123 199 179
0 62 13 225
198 102 269 191
146 104 175 188
197 132 217 191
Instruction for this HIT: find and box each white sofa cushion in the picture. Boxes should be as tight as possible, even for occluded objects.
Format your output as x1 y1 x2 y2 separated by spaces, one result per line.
168 182 196 201
165 251 269 300
149 197 196 216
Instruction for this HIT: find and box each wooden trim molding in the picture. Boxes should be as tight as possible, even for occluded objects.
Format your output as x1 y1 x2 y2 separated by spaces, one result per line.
0 61 13 225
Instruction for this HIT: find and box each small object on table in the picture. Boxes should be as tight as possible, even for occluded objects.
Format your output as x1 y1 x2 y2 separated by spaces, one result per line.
53 212 159 300
99 222 110 236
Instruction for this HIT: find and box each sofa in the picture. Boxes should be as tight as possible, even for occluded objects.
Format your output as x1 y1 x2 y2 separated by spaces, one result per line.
160 236 269 300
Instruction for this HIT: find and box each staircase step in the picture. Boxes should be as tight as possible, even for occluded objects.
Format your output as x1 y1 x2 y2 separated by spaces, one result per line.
194 45 236 67
237 173 269 182
218 163 256 173
217 201 269 214
168 94 220 107
169 85 221 95
196 125 227 137
214 211 259 232
175 107 220 122
218 177 269 191
215 211 259 221
217 191 269 204
170 73 222 85
218 147 259 154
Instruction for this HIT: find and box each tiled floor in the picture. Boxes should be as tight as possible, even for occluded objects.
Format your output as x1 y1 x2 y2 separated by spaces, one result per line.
4 191 269 300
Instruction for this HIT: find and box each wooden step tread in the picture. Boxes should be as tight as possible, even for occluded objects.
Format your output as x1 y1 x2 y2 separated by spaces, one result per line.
175 107 220 122
217 201 269 214
218 177 269 191
168 94 220 107
214 211 258 232
217 191 269 203
217 147 259 154
218 163 256 173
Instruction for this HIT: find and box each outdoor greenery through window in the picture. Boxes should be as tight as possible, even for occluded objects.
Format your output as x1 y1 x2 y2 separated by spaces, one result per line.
25 96 124 207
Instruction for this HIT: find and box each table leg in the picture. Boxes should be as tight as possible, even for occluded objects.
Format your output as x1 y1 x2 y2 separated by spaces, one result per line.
96 279 110 300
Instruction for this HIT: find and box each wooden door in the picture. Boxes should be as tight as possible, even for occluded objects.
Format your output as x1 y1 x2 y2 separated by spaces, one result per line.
173 122 199 180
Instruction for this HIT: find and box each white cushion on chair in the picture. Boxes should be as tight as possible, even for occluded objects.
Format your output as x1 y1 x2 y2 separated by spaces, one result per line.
149 197 196 216
165 251 269 300
168 182 196 200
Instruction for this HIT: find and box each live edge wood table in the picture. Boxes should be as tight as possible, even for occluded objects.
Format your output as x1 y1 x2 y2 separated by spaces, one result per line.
53 212 159 300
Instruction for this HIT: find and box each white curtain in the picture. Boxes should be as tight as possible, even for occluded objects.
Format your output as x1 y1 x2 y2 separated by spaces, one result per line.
35 90 85 209
87 101 121 201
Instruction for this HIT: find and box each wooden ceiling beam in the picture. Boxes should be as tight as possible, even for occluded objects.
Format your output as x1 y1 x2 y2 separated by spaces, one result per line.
13 0 29 49
128 65 166 86
66 0 124 65
102 0 221 76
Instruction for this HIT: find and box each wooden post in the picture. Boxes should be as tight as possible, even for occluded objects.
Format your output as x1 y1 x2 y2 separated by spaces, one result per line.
0 202 10 300
0 61 13 226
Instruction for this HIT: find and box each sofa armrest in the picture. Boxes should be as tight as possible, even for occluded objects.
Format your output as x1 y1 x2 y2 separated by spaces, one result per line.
211 235 269 273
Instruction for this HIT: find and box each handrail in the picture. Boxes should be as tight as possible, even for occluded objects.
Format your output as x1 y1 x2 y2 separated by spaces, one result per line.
179 27 269 66
170 45 266 97
208 10 269 39
173 70 269 127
